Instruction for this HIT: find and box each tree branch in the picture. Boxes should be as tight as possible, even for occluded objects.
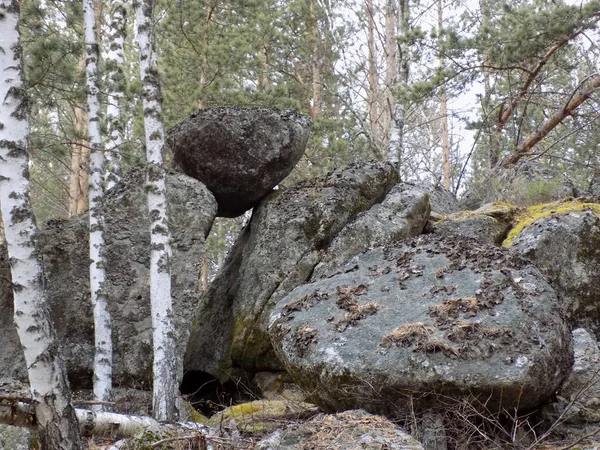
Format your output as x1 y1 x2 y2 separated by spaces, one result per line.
501 73 600 167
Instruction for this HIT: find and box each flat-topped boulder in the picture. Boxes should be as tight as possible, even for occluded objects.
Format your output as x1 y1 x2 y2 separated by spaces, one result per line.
269 234 573 414
167 106 312 217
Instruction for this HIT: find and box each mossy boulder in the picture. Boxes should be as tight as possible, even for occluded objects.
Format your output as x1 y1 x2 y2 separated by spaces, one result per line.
432 202 517 245
505 200 600 331
185 162 400 380
269 234 572 414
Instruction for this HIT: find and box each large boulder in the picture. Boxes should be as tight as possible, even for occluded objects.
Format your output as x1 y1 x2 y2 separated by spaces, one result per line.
18 166 217 388
311 182 431 279
185 162 401 379
256 410 424 450
167 107 312 217
506 201 600 332
269 234 572 414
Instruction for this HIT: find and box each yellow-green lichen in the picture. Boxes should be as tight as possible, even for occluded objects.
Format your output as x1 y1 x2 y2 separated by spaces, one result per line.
502 200 600 248
207 400 316 433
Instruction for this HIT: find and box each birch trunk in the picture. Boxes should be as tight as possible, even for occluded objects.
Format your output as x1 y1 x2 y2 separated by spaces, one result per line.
134 0 180 422
84 0 113 410
104 0 126 190
0 402 208 440
0 2 83 448
438 0 451 190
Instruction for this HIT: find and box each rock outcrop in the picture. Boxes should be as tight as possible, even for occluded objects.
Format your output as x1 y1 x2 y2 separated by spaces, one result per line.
185 162 402 379
269 234 572 414
167 107 312 217
0 167 218 387
506 201 600 331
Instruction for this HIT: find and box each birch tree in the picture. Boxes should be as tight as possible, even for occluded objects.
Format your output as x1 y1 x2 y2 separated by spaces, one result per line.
84 0 113 408
0 1 82 448
104 0 127 190
134 0 179 422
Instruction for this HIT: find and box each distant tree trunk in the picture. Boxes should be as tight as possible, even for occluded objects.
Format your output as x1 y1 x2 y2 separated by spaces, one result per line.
309 0 322 118
438 0 451 190
68 56 90 218
84 0 113 410
480 0 498 168
104 0 127 190
366 0 380 152
0 2 83 448
388 0 410 171
383 0 397 157
134 0 180 422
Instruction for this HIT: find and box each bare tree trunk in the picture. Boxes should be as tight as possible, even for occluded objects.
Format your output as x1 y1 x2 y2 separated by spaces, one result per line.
388 0 410 171
309 0 322 118
0 2 83 448
69 56 90 217
366 0 380 152
105 0 127 190
480 0 498 168
84 0 113 410
438 0 451 190
134 0 180 422
383 0 397 157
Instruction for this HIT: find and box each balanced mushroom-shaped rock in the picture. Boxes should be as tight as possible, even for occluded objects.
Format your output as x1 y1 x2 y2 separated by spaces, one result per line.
269 234 573 414
167 106 312 217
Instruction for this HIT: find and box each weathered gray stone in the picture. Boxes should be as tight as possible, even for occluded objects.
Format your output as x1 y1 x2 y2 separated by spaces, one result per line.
167 107 312 217
269 234 572 414
508 204 600 331
311 182 431 279
557 329 600 423
185 162 400 380
255 410 424 450
29 166 217 388
432 202 517 245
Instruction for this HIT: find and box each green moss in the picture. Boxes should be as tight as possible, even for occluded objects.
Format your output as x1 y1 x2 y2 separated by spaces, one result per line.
502 200 600 248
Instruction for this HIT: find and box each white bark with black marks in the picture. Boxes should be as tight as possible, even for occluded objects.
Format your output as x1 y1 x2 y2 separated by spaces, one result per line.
84 0 113 410
0 1 83 448
134 0 179 422
104 0 127 190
